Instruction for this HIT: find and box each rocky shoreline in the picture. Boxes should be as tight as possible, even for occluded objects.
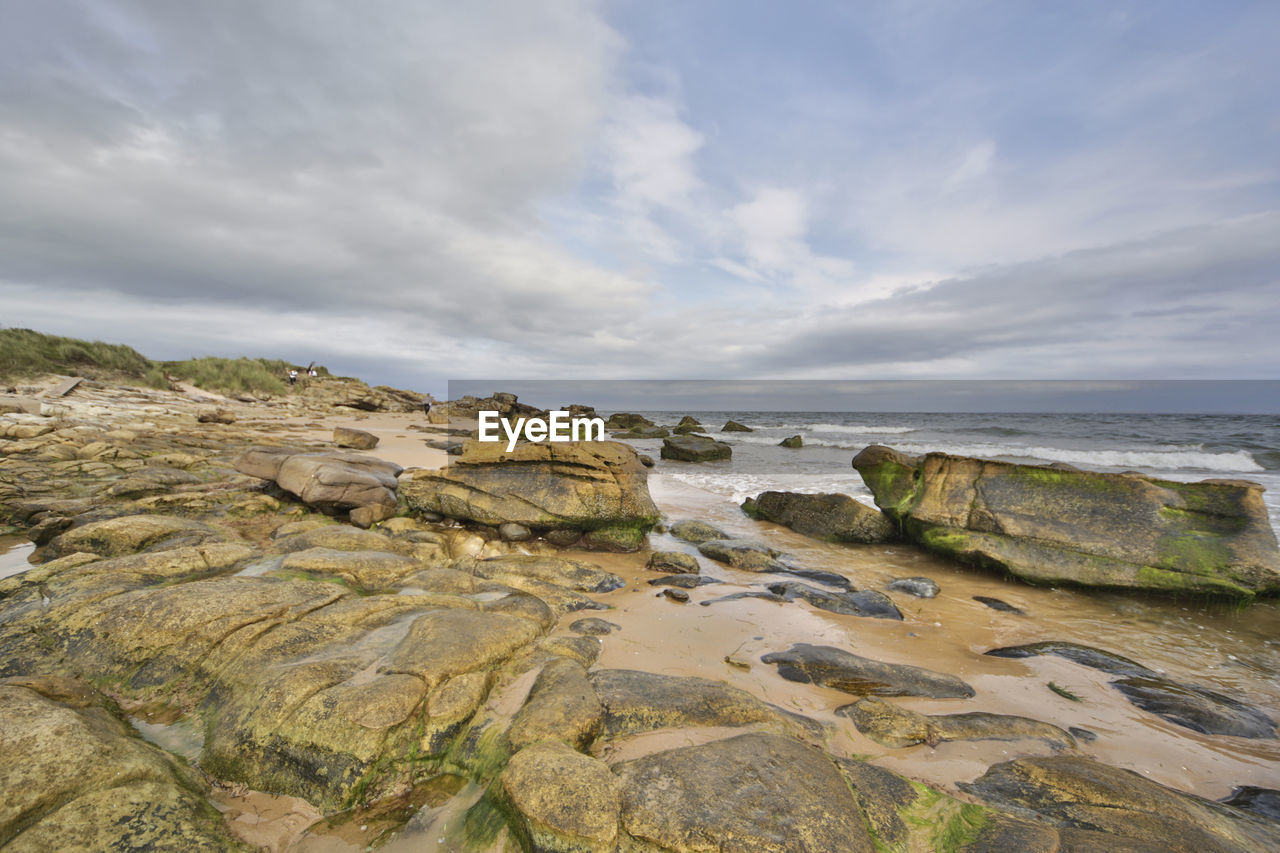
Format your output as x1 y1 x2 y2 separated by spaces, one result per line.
2 376 1279 851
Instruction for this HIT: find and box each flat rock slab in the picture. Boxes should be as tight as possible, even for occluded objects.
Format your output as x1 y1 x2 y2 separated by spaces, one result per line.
43 377 83 398
45 514 221 558
615 732 875 853
697 538 789 572
660 434 731 462
838 696 1074 749
961 755 1280 853
762 643 975 699
234 447 402 512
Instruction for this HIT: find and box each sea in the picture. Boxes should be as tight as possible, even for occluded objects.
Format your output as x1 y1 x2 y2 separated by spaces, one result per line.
620 411 1280 535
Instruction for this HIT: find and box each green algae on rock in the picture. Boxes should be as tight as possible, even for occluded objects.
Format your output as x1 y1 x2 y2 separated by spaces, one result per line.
852 444 1280 598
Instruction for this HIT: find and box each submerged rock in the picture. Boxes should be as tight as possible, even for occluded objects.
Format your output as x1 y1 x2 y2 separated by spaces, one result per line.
852 444 1280 597
1111 676 1276 739
660 434 732 462
961 755 1280 852
887 576 939 598
985 641 1156 678
974 595 1026 615
742 490 896 544
1220 786 1280 822
568 617 620 636
761 643 975 699
399 440 659 552
648 573 720 588
838 696 1075 749
763 581 903 619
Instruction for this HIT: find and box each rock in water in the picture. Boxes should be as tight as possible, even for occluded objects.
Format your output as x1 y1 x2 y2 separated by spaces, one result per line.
660 435 732 462
646 550 700 573
742 490 895 544
851 444 1280 598
332 426 379 449
721 420 753 432
974 595 1026 615
1110 676 1276 739
838 696 1075 749
399 440 659 551
778 434 803 448
761 643 975 699
668 519 728 544
696 538 789 572
887 576 940 598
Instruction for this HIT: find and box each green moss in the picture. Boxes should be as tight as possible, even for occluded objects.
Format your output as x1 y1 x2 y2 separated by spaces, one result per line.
1048 682 1082 702
858 461 920 520
1134 564 1253 599
898 784 991 853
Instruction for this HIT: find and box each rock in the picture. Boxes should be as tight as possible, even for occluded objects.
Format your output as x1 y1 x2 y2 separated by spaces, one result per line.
985 641 1276 739
568 617 619 636
544 528 581 547
235 447 402 513
349 503 394 528
498 522 532 542
1220 786 1280 822
603 412 655 431
0 679 238 851
1110 676 1276 739
332 426 379 449
508 658 604 751
589 669 815 738
761 643 976 698
764 581 903 619
676 415 702 429
722 420 753 432
196 407 235 424
660 434 731 462
960 755 1280 852
662 588 689 603
646 550 700 573
838 697 1075 749
974 595 1026 615
45 514 221 558
779 434 803 448
500 740 621 853
669 519 728 544
275 524 404 554
279 548 425 590
697 538 789 572
984 641 1157 678
742 490 895 544
399 440 659 552
647 573 720 589
614 732 874 853
379 608 541 689
887 576 939 598
617 424 671 439
470 555 624 594
637 454 655 468
851 444 1280 597
426 391 543 424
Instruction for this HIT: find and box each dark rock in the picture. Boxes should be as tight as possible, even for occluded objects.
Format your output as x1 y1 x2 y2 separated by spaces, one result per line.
852 444 1280 597
1069 726 1098 743
761 643 975 699
779 434 803 448
721 420 753 432
662 588 690 603
660 435 732 462
1220 786 1280 822
765 581 903 620
646 550 700 574
604 412 656 431
742 490 895 544
887 576 939 598
647 574 721 589
676 415 702 429
498 522 532 542
668 519 727 544
974 595 1026 615
985 641 1157 678
544 528 581 547
638 454 655 468
1111 676 1276 739
782 567 854 590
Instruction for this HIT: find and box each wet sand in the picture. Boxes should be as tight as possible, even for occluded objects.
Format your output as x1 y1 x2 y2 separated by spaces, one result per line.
116 410 1280 847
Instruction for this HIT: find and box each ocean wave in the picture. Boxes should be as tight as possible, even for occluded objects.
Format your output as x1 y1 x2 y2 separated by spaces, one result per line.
803 423 919 435
883 442 1265 473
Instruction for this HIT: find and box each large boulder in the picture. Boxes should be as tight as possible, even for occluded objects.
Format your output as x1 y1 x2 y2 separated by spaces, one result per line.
234 447 402 514
743 490 896 544
852 445 1280 598
332 426 379 449
661 435 731 462
398 441 659 551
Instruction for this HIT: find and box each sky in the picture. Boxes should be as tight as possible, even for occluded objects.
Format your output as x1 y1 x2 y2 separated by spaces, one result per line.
2 1 1278 399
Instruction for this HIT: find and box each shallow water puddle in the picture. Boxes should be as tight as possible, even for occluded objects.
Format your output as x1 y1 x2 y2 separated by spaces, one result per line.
0 534 35 580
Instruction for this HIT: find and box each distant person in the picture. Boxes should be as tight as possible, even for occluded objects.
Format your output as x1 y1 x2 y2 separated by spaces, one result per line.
423 399 432 417
288 369 298 386
308 368 318 377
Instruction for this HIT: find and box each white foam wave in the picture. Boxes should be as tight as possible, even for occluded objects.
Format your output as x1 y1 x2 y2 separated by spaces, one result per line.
782 423 919 435
885 442 1264 473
